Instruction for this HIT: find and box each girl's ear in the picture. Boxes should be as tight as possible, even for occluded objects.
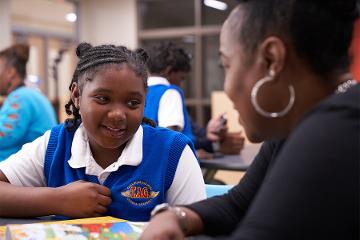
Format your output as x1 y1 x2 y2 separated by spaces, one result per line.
70 82 80 108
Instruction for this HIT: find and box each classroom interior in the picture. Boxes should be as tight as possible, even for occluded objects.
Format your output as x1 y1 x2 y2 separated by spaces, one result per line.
0 0 359 185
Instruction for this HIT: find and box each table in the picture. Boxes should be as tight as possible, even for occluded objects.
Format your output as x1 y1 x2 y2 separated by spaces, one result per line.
0 216 53 226
199 154 252 184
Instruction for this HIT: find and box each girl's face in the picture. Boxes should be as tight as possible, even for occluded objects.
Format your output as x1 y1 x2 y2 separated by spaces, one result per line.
71 64 146 158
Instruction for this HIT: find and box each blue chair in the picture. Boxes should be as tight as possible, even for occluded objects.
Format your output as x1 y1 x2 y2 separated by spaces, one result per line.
205 184 233 198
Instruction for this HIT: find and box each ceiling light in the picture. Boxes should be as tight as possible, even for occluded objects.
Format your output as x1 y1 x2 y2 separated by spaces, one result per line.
204 0 228 11
65 13 77 22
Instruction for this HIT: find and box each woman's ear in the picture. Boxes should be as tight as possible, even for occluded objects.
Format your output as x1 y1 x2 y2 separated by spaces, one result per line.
258 36 286 77
70 82 80 108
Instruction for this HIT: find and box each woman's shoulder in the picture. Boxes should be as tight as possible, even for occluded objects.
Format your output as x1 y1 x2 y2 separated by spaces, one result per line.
285 85 359 158
312 84 359 113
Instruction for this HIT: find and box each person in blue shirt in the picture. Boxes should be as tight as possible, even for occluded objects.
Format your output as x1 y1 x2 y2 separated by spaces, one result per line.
0 43 205 220
144 42 194 142
145 42 245 156
0 44 57 161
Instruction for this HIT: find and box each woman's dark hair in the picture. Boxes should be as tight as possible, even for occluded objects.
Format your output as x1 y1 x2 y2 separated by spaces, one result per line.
0 44 29 80
232 0 359 78
65 42 156 129
146 42 191 74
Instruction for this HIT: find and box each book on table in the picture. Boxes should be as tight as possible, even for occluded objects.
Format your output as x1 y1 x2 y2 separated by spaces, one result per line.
3 216 146 240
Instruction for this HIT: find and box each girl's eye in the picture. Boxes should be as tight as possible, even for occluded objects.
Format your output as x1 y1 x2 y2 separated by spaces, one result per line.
94 96 109 103
127 100 141 108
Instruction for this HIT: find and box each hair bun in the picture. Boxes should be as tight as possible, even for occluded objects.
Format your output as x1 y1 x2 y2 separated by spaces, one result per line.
303 0 359 21
135 48 149 63
13 44 30 63
76 42 92 58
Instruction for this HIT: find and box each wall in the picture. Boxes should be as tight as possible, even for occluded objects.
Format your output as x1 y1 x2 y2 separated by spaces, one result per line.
0 0 11 50
79 0 138 49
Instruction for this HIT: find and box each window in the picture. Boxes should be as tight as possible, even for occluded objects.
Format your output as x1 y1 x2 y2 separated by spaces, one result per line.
137 0 236 126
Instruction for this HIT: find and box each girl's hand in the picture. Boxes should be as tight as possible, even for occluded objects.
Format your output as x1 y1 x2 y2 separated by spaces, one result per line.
140 210 184 240
56 180 112 218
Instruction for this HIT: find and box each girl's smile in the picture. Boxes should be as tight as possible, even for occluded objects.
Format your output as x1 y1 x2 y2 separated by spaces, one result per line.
101 125 127 139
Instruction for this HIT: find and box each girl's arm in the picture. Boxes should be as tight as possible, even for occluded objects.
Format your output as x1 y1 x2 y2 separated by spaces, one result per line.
0 171 112 218
166 145 206 205
0 132 112 218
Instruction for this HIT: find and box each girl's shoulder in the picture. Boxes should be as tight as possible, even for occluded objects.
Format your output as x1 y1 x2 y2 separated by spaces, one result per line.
142 124 190 142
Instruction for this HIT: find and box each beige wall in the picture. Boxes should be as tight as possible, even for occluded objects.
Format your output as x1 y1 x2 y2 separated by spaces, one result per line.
0 0 11 50
79 0 138 49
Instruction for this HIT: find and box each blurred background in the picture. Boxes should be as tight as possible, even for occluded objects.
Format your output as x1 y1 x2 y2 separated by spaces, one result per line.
1 0 359 127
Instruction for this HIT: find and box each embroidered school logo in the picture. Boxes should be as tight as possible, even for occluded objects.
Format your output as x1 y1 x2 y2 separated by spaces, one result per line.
121 181 159 206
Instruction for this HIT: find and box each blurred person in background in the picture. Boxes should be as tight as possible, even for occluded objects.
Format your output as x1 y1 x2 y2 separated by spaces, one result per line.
145 42 244 158
0 44 57 161
144 42 194 142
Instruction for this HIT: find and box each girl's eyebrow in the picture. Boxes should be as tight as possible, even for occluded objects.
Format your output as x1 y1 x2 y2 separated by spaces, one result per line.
92 88 112 93
128 91 144 98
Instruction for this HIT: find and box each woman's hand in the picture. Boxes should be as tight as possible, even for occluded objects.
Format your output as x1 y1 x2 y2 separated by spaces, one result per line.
140 211 184 240
56 180 112 218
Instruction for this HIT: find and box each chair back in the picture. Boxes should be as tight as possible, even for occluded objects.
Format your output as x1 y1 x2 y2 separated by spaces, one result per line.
205 184 233 198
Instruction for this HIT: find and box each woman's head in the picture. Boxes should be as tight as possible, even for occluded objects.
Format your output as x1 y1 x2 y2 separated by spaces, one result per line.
0 44 29 95
66 42 149 155
220 0 358 142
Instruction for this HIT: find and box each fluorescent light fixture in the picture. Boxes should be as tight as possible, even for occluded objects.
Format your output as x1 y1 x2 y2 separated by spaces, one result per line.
204 0 228 11
65 13 77 22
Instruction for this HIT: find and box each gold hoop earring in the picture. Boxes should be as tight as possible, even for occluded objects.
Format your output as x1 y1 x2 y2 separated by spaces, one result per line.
250 70 295 118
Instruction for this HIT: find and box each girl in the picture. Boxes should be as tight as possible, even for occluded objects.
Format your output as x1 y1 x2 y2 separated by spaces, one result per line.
0 43 205 221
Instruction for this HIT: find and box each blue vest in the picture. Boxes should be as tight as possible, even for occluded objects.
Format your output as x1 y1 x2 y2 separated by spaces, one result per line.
144 84 194 143
44 123 195 221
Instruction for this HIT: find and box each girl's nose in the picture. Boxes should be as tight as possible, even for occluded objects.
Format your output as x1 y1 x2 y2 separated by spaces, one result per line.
108 107 126 121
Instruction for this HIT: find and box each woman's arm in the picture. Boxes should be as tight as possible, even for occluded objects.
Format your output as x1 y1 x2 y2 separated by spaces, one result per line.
141 140 284 239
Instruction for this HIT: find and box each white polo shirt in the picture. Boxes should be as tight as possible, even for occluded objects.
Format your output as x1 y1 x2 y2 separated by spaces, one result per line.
0 124 206 205
147 76 185 130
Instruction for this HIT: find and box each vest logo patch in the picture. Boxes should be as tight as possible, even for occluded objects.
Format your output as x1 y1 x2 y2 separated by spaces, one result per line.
121 181 159 206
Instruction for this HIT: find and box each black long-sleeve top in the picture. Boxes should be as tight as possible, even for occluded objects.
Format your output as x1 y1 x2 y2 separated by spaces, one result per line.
188 85 360 239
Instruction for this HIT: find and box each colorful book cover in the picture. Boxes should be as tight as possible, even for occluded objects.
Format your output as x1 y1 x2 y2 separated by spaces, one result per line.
2 217 146 240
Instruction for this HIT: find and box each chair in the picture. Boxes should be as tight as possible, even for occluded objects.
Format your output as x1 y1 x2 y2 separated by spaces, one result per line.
205 184 233 198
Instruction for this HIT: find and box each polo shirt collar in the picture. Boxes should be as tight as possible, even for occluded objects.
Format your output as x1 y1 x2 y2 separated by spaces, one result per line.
147 76 170 86
68 124 143 172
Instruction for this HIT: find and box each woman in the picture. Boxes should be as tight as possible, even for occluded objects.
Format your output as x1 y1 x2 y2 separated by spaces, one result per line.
141 0 359 239
0 44 57 160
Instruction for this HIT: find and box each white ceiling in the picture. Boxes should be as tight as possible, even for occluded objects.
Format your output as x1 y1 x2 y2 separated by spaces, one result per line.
10 0 75 35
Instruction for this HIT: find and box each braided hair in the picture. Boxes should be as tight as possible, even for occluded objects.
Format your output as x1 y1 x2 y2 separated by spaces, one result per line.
65 42 156 130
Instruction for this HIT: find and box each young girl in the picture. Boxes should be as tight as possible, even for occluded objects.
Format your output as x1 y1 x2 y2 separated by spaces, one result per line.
0 43 205 221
